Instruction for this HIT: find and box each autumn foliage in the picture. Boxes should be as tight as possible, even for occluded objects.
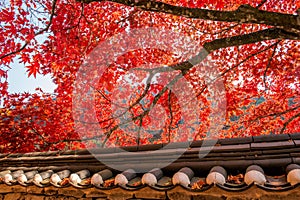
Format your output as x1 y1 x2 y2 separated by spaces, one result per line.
0 0 299 153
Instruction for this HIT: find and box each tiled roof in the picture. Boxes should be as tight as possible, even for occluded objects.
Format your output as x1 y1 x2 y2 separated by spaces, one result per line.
1 133 300 193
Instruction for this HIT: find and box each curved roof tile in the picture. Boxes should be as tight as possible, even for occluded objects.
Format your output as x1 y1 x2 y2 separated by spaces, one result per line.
1 133 300 193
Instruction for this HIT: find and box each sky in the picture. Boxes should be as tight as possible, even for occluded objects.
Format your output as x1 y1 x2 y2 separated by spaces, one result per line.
6 28 56 94
7 59 56 94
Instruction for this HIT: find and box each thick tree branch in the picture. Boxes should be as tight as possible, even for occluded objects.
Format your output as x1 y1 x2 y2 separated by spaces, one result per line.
79 0 300 32
171 28 299 73
256 0 268 9
167 90 173 143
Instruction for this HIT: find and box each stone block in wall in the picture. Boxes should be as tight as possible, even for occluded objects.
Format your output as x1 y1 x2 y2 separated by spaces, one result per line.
44 196 58 200
62 197 77 200
24 194 45 200
260 193 300 200
26 186 44 194
192 194 226 200
226 197 259 200
133 187 166 199
3 193 22 200
107 192 132 200
44 196 76 200
286 192 300 200
84 188 107 198
58 187 85 198
167 191 191 200
43 186 58 196
0 185 13 193
11 185 26 193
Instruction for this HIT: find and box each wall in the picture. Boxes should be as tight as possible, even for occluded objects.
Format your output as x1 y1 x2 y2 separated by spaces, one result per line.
0 184 300 200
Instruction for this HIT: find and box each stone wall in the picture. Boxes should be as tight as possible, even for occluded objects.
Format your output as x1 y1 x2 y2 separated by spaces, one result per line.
0 185 106 200
0 184 300 200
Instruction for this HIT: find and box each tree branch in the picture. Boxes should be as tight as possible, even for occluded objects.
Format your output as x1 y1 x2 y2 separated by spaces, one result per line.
263 41 279 90
167 90 173 143
280 112 300 134
79 0 300 31
171 28 299 73
0 0 57 60
256 0 268 9
250 104 300 122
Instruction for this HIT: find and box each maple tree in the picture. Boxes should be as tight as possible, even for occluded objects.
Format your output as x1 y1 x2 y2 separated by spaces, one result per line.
0 0 299 153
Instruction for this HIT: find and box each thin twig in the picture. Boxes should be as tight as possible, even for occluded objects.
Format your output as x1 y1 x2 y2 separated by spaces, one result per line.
280 112 300 134
263 41 280 90
0 0 57 60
